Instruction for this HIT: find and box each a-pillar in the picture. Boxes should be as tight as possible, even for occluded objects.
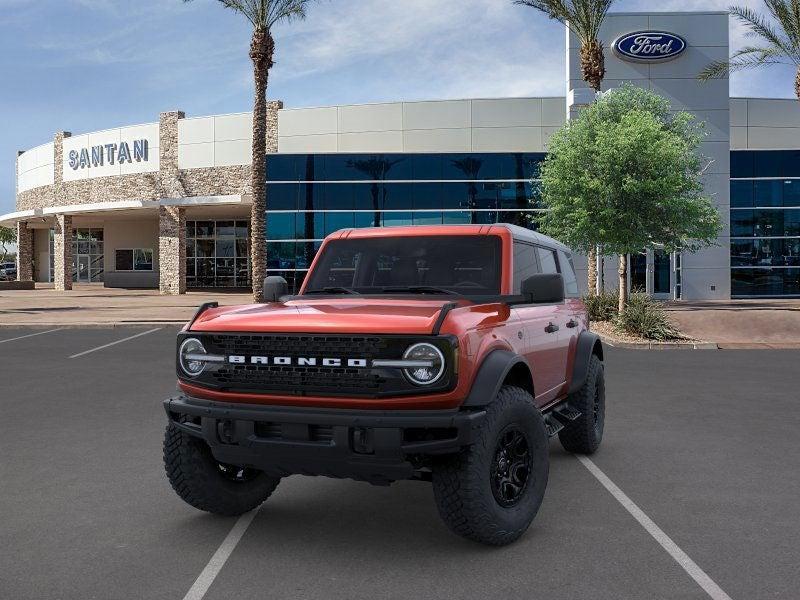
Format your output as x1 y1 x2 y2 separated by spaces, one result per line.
159 205 186 295
53 214 73 291
15 221 34 282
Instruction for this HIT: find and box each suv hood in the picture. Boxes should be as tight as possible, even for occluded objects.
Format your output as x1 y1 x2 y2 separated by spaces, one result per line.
189 298 468 335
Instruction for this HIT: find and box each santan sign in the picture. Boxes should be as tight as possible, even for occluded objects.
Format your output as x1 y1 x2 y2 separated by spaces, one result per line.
613 31 687 62
68 139 149 170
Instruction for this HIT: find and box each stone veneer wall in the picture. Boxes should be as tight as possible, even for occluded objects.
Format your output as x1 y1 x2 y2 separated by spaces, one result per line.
53 214 73 291
15 222 33 281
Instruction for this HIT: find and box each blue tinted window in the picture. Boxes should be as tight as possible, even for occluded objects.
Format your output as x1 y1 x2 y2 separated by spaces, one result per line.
296 184 324 211
413 211 443 225
267 184 298 210
353 183 380 211
730 181 753 208
754 180 783 207
754 151 783 177
355 212 380 228
732 268 800 296
267 213 296 240
413 183 443 209
412 154 442 180
441 183 469 209
324 183 354 210
730 151 754 178
267 155 299 181
294 212 317 240
786 210 800 235
381 183 413 210
443 211 472 224
382 212 413 227
731 239 800 267
730 210 753 237
445 155 484 180
325 212 354 236
783 180 800 207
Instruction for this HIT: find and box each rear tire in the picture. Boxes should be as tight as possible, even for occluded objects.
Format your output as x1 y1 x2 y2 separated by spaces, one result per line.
432 386 549 546
163 422 280 516
558 354 605 455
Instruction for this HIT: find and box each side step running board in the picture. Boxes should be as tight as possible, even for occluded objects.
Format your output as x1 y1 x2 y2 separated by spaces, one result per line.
544 404 582 438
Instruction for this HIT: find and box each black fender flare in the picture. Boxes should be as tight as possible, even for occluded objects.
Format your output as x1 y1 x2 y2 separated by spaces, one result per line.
462 349 531 407
568 331 604 395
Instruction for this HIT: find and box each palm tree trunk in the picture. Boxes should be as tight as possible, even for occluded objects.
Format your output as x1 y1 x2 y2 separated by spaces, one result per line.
796 67 800 102
618 254 628 314
249 29 274 303
580 38 604 295
587 247 597 296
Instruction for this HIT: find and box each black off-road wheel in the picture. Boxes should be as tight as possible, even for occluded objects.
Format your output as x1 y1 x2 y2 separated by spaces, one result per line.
558 354 605 455
432 386 549 546
163 422 280 516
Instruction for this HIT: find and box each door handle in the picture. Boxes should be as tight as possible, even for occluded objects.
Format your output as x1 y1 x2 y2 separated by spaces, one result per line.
545 322 559 334
566 319 579 328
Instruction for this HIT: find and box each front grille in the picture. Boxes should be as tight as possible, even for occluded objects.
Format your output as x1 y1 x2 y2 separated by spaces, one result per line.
181 333 456 398
203 334 389 396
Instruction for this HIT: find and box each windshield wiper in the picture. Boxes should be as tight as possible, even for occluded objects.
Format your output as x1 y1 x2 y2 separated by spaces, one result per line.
304 287 361 295
379 286 459 295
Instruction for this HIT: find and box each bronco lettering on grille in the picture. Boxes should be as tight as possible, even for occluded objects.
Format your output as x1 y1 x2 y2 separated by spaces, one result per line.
228 355 369 368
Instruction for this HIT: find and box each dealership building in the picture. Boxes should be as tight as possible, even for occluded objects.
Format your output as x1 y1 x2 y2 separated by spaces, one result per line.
3 10 800 299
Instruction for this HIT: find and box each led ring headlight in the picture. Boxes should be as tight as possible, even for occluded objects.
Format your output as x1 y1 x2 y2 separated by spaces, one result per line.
402 342 445 386
179 337 208 377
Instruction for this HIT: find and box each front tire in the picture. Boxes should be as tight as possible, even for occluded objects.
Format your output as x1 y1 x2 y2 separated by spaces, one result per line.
558 354 605 455
163 422 280 516
432 386 549 546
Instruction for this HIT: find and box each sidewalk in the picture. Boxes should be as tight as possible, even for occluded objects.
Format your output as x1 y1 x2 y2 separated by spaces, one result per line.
0 284 252 327
664 300 800 349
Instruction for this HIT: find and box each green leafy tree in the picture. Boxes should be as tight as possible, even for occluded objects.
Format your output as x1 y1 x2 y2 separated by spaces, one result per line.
536 85 722 313
184 0 314 301
514 0 616 294
0 226 15 263
699 2 800 100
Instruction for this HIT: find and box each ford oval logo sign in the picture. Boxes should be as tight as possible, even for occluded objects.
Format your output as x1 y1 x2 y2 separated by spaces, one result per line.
613 31 687 62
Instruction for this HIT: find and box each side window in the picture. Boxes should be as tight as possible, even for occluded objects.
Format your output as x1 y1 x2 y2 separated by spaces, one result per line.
558 250 580 297
536 246 559 274
513 242 539 293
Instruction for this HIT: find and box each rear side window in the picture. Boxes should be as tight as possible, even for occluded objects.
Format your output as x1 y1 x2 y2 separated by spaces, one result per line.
513 242 539 293
536 247 559 274
558 250 580 297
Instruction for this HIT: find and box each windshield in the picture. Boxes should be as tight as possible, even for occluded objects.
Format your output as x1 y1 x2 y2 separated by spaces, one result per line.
304 235 502 296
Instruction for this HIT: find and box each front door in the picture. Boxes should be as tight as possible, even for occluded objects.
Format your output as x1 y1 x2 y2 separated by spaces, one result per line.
77 255 90 282
652 249 672 299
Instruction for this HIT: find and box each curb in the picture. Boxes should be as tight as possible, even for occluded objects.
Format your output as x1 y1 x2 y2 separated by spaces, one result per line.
596 333 719 350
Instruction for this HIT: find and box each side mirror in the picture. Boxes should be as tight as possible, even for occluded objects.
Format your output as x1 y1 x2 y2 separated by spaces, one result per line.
521 273 565 304
263 275 288 302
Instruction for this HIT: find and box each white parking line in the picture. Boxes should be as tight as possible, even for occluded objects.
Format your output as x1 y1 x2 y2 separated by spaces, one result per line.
0 329 63 344
68 328 162 359
576 455 733 600
182 509 261 600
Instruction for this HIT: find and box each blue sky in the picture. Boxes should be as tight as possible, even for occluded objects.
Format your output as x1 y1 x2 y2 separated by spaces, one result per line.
1 0 797 215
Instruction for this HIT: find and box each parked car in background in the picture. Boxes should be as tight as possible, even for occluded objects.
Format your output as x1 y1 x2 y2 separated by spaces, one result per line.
0 262 16 280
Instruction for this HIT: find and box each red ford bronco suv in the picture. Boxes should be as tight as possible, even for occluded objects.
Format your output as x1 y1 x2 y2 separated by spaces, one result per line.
163 224 604 545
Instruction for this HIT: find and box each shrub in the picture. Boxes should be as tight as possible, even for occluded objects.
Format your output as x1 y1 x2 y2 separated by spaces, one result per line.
583 290 619 322
615 293 684 341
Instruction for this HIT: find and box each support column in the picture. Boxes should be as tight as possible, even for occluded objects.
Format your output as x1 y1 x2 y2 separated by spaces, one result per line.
53 214 73 291
159 205 185 295
16 221 33 282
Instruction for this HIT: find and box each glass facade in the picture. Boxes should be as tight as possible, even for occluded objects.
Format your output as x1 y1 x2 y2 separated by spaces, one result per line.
731 151 800 297
186 220 251 288
265 153 545 291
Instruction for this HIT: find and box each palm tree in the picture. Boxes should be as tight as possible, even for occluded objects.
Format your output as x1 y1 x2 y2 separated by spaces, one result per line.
699 3 800 101
514 0 616 295
184 0 313 302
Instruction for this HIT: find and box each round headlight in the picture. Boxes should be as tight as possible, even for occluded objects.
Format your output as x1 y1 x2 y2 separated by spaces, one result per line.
403 343 445 386
179 338 207 377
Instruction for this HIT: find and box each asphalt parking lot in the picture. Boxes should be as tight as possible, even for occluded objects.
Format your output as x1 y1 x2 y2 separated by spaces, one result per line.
1 327 799 600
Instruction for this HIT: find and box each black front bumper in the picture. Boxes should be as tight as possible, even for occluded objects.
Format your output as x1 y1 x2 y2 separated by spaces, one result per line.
164 395 486 484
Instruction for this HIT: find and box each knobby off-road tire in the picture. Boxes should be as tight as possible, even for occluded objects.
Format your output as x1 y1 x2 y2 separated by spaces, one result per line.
558 354 605 455
432 386 549 546
164 423 280 516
